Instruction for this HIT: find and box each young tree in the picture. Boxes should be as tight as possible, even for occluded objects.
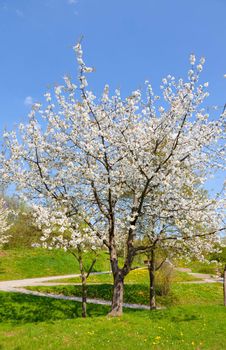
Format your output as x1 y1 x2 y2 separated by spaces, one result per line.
32 203 102 318
0 198 11 246
224 264 226 306
210 237 226 306
143 227 223 309
2 45 225 316
135 185 225 309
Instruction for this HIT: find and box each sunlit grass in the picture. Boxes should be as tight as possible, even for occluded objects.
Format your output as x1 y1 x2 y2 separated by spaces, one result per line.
0 249 111 281
47 267 200 284
28 282 223 308
0 291 225 350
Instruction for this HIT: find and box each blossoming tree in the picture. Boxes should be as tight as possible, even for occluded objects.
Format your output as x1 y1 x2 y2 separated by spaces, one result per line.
3 44 225 316
32 203 102 317
118 176 224 309
138 197 224 309
0 198 11 246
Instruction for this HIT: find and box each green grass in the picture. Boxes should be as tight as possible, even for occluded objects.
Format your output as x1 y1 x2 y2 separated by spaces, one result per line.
187 261 219 275
0 291 225 349
0 248 146 281
185 247 226 276
0 248 201 283
177 259 219 275
172 270 201 282
27 282 223 308
0 249 112 281
47 268 200 284
0 291 108 323
0 250 225 349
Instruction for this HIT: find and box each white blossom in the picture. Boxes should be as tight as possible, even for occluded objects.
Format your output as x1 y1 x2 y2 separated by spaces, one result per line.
0 198 11 246
2 44 225 313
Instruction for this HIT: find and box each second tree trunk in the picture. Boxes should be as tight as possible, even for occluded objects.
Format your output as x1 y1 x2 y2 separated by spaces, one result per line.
148 250 156 310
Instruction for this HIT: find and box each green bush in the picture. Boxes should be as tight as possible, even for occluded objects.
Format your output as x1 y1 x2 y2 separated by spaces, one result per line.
3 197 41 249
155 263 174 296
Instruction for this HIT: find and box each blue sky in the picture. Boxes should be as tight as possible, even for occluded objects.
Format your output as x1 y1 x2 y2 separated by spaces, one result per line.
0 0 225 192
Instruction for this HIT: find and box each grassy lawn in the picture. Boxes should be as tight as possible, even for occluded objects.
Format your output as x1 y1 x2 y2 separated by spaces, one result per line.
178 247 226 276
28 282 223 307
0 248 203 283
27 268 207 308
0 250 225 349
0 291 225 349
186 261 220 275
48 268 200 284
0 249 112 281
177 259 220 275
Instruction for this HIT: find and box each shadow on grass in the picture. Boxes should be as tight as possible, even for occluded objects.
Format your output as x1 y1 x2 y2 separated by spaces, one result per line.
0 292 109 324
0 291 206 326
28 283 175 308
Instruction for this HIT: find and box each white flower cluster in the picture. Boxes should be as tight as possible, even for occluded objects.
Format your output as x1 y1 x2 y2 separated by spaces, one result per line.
2 44 225 263
32 203 102 252
0 198 11 246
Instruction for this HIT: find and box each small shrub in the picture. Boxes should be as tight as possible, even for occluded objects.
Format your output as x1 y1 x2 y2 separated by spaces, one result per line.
156 263 174 296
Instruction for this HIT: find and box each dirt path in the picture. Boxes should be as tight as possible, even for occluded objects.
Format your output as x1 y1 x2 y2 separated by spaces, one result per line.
0 271 156 310
5 286 151 310
176 267 223 284
0 267 222 309
0 271 111 291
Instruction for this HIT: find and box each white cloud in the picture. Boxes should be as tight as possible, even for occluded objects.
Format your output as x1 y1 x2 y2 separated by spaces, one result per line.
24 96 33 106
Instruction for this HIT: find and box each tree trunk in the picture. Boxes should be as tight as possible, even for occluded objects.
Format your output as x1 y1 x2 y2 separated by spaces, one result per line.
107 223 135 316
81 271 87 317
78 248 87 318
224 264 226 307
108 271 124 316
148 250 156 310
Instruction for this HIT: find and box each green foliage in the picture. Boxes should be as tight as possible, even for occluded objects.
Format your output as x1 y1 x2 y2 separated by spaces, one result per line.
210 246 226 264
155 264 174 296
3 197 41 249
177 244 226 276
5 212 41 249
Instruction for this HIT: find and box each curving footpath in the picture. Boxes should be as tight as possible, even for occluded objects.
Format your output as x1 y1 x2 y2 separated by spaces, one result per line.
0 272 152 310
0 268 222 310
176 267 223 284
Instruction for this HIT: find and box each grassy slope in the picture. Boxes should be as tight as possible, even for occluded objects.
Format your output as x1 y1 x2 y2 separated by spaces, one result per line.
177 259 220 275
0 248 203 282
0 248 145 281
186 261 219 275
0 249 112 281
178 247 226 275
0 292 225 350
